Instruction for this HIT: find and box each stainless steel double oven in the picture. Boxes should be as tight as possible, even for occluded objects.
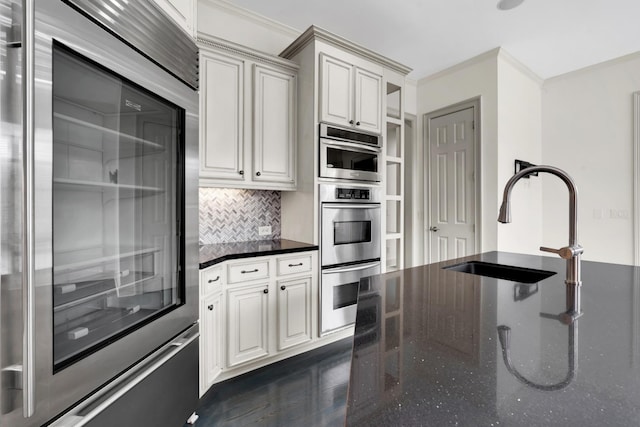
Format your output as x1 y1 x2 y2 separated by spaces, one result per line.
1 1 199 425
320 184 381 334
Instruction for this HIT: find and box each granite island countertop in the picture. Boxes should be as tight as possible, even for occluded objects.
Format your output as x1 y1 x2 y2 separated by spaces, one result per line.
346 251 640 426
199 239 318 269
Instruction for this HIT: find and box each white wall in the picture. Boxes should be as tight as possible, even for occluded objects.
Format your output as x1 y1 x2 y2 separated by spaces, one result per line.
405 79 417 116
496 52 543 254
417 50 499 256
542 53 640 265
197 0 299 54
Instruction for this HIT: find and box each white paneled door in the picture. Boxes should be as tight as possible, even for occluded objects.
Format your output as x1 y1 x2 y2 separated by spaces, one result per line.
428 106 476 262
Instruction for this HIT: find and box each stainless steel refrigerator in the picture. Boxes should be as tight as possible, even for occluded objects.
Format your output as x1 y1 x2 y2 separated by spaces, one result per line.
0 1 200 425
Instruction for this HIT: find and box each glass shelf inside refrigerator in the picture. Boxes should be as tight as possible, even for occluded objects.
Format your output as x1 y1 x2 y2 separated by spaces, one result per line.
53 178 164 197
53 112 166 156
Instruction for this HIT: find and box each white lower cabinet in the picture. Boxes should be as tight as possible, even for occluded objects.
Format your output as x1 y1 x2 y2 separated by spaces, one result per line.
200 292 222 395
199 249 352 394
227 282 270 367
277 277 312 351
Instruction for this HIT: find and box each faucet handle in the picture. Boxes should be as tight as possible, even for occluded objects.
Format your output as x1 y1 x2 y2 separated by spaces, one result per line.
540 245 583 259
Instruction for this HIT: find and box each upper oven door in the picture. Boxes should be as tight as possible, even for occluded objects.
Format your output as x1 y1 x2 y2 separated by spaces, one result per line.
319 138 381 182
321 203 381 266
16 1 199 424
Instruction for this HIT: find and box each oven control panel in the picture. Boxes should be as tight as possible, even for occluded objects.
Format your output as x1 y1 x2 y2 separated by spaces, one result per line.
336 188 371 200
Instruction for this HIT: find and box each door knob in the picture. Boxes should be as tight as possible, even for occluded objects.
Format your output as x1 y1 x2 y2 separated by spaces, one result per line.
429 226 440 232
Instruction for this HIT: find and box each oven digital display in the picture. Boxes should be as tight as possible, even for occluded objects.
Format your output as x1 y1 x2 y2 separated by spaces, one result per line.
334 221 372 245
336 188 371 200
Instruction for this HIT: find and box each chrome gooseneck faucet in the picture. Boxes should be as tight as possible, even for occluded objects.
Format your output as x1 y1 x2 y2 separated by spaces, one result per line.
498 165 583 315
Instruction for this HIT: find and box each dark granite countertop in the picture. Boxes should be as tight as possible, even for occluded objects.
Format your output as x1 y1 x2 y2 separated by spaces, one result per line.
199 239 318 269
346 251 640 426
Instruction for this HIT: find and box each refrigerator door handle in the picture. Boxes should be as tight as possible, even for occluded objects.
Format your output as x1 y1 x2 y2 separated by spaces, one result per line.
21 0 36 418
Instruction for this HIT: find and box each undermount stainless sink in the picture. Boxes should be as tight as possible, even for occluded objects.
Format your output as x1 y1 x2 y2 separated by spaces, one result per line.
442 261 556 284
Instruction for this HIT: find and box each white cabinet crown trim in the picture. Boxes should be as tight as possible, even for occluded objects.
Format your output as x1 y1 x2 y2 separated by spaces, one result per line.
280 25 412 75
198 33 299 72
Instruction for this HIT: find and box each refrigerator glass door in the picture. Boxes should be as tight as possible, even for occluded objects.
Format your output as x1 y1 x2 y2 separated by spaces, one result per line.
52 42 184 371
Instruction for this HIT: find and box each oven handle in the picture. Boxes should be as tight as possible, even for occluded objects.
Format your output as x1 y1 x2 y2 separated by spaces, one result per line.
322 203 381 210
322 261 381 274
320 139 381 153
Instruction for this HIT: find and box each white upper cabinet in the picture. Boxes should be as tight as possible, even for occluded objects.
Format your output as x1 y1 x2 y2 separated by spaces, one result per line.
198 37 298 190
153 0 197 38
320 54 382 134
354 67 383 134
320 55 354 128
253 65 297 185
200 51 244 181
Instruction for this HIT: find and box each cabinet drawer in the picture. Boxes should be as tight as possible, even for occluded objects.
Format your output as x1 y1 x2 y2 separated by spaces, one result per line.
227 260 270 284
277 254 312 276
201 266 223 295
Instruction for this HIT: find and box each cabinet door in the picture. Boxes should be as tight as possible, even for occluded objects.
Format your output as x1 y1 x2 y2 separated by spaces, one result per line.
227 283 269 367
320 54 354 128
277 277 312 351
354 67 382 134
253 65 296 186
200 52 245 181
200 292 222 395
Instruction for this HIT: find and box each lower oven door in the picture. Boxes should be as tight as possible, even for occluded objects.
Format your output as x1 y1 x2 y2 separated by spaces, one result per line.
321 261 381 335
321 203 381 267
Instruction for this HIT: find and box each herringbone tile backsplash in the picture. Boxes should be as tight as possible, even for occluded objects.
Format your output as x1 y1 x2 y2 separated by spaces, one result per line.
199 188 281 244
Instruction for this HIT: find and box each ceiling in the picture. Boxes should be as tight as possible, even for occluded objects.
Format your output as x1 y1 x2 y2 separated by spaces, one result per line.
223 0 640 80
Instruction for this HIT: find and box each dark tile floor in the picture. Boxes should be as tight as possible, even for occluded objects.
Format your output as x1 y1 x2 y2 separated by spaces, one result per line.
192 338 353 427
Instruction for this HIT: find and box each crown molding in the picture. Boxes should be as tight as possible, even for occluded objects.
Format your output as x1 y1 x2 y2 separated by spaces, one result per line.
545 50 640 85
197 33 299 71
497 48 544 86
198 0 301 39
418 48 501 83
280 25 412 76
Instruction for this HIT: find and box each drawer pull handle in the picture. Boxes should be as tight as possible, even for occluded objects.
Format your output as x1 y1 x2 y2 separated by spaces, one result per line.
207 305 214 311
241 269 259 274
288 263 303 267
207 276 220 283
280 285 286 291
263 288 269 294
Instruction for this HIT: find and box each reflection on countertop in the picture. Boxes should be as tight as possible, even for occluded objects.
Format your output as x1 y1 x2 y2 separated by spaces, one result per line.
199 239 318 269
346 251 640 426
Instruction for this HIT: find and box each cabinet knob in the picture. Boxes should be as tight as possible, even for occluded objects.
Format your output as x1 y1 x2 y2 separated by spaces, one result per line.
256 171 261 177
280 285 286 291
288 263 303 267
207 304 214 311
241 269 259 274
208 276 220 283
356 121 361 126
263 288 269 294
239 170 244 175
349 119 354 125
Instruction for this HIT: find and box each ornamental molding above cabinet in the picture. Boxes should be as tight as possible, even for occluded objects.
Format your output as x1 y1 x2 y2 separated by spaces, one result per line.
198 33 299 71
280 25 412 76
